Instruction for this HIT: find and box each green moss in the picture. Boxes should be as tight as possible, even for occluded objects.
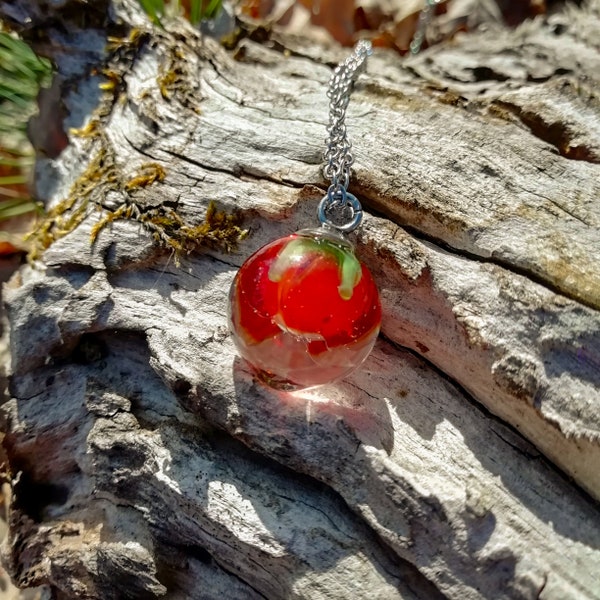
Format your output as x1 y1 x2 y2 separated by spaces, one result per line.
30 126 246 260
123 162 166 190
28 26 245 262
91 196 247 257
87 162 246 256
156 43 201 113
28 135 118 259
179 201 248 253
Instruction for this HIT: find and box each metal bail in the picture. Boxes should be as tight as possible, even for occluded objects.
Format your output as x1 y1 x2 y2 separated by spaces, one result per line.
318 188 363 233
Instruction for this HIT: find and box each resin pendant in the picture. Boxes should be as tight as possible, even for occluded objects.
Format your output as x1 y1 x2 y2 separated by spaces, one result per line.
228 228 381 390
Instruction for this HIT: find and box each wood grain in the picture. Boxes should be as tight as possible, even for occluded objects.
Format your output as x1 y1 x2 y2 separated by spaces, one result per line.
1 0 599 598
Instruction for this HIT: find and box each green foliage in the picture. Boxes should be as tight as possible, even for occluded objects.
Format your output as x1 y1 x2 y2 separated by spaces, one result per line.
0 32 52 140
0 31 52 226
136 0 223 26
0 198 40 219
137 0 166 25
192 0 222 21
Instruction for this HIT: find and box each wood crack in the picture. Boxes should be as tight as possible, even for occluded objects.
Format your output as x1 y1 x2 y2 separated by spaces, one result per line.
493 99 600 164
378 331 600 507
366 203 600 313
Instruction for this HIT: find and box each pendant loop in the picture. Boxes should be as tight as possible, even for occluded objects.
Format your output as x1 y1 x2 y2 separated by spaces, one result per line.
318 186 363 233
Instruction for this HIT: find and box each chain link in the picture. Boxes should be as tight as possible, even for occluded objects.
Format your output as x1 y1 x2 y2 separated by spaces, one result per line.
410 0 442 54
319 41 371 233
322 39 372 194
319 16 432 232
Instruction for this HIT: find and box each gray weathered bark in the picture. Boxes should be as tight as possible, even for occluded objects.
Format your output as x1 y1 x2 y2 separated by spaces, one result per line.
1 0 599 598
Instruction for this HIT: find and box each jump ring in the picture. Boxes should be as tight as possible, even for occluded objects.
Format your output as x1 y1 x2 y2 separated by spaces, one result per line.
318 190 363 233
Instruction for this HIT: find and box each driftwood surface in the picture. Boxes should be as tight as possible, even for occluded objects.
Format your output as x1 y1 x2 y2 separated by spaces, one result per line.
1 0 599 598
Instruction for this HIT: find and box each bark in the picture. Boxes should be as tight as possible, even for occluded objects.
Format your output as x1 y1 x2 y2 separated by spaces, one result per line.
0 0 599 598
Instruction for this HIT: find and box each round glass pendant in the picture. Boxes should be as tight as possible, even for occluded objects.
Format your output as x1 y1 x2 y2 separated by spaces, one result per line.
228 228 381 390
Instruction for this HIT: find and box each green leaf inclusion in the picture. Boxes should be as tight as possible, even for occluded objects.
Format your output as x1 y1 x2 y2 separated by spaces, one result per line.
269 237 362 300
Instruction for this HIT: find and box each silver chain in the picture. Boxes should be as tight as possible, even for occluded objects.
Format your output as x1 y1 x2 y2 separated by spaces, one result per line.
410 0 441 55
319 40 371 233
318 13 433 232
322 39 371 193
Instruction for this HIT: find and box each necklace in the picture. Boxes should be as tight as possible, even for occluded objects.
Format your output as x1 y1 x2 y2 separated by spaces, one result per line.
228 41 381 390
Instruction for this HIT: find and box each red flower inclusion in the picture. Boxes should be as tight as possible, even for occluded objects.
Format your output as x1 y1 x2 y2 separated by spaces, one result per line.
232 232 381 354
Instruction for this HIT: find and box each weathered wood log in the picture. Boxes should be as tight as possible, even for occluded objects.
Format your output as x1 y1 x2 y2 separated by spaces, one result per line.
1 0 599 598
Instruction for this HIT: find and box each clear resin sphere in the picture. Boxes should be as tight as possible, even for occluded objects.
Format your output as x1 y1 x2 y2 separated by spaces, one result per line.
228 228 381 390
